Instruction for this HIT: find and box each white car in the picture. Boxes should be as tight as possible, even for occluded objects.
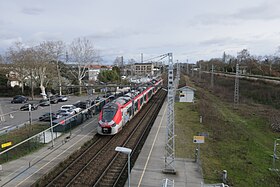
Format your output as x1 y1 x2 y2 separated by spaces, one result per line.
57 109 75 116
60 105 82 113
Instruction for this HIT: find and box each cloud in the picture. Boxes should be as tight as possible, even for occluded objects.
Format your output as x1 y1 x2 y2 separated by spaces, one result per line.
200 37 247 47
86 28 145 41
22 7 44 15
192 1 280 26
0 36 23 49
233 1 280 20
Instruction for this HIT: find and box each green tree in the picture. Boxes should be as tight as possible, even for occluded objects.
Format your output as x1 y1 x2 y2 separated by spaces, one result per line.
112 66 120 77
98 70 120 83
0 73 8 86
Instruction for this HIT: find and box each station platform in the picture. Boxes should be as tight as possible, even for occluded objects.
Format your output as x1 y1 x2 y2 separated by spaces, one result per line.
126 101 203 187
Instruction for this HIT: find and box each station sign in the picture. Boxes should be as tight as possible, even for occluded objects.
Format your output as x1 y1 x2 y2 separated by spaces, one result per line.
1 141 12 148
193 136 205 144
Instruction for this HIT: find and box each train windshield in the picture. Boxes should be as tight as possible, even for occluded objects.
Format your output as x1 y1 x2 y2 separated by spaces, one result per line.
102 108 117 121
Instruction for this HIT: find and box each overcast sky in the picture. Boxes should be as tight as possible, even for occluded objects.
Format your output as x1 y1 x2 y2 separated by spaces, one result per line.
1 0 280 63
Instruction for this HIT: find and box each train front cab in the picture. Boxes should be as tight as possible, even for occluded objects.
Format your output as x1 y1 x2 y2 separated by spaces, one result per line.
98 103 121 135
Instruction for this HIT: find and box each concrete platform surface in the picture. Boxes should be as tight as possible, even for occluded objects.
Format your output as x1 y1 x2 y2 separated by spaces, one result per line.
126 101 203 187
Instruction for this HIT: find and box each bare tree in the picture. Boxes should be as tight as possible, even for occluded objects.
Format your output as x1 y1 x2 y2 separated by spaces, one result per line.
7 42 31 94
0 54 3 64
114 56 124 67
69 37 97 95
127 58 136 64
237 49 250 63
32 42 56 99
273 46 280 74
42 41 65 95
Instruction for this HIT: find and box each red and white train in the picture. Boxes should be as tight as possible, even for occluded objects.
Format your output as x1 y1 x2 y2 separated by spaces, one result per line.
98 78 163 135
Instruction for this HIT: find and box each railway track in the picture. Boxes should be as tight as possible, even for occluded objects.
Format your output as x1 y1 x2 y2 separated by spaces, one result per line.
35 88 166 187
203 71 280 85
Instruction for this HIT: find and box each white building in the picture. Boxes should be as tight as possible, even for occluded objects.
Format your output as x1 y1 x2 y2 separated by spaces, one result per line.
178 86 196 103
86 65 112 82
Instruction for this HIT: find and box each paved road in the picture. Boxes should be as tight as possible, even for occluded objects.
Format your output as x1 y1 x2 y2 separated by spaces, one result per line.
0 95 96 133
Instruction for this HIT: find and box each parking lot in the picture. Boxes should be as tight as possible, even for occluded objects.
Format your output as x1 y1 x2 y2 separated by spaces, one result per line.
0 95 96 133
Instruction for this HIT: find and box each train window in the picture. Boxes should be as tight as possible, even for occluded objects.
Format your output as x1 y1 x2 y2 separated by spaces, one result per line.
102 108 117 121
134 103 138 112
148 90 152 98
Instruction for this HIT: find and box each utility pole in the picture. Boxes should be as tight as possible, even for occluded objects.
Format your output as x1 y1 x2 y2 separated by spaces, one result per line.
163 53 176 174
0 105 5 122
191 64 194 77
234 61 240 109
30 70 34 100
211 64 214 88
199 62 201 81
141 53 143 63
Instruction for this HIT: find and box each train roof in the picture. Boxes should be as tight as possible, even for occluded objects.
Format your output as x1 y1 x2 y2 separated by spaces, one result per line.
112 96 131 106
102 78 161 108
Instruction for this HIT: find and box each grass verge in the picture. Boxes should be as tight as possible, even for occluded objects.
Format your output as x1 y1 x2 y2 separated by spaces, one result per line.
0 124 49 164
175 76 280 186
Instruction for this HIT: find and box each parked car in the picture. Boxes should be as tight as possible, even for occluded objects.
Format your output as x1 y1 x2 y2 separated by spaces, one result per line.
61 105 82 113
39 99 50 106
57 109 75 116
11 95 28 103
39 112 61 121
56 95 68 102
49 96 59 104
20 103 38 111
73 101 90 110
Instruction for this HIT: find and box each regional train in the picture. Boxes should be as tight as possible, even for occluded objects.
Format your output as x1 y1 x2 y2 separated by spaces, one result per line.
97 78 163 135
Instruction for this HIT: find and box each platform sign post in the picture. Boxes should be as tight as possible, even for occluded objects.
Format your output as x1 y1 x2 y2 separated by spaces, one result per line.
193 136 205 164
0 164 2 181
1 142 12 149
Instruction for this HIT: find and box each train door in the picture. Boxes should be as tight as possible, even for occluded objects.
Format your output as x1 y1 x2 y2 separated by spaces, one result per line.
123 108 129 125
140 96 144 108
127 107 132 119
134 101 139 113
137 100 140 110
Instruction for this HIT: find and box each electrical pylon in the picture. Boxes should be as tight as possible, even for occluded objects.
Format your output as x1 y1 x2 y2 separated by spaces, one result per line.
163 53 176 174
234 61 240 109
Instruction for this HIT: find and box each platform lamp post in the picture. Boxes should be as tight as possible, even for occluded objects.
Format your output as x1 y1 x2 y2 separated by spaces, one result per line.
115 146 132 187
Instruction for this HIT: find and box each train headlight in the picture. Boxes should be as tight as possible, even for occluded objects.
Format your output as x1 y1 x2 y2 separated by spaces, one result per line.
111 123 116 127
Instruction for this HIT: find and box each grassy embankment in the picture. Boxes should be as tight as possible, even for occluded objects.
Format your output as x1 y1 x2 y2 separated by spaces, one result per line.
175 75 280 186
0 124 48 164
